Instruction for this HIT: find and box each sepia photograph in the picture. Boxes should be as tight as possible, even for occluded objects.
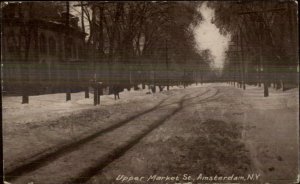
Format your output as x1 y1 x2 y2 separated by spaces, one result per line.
1 1 299 184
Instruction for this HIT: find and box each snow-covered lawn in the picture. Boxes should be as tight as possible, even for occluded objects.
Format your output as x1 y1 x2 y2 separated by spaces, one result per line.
2 84 197 172
239 85 299 183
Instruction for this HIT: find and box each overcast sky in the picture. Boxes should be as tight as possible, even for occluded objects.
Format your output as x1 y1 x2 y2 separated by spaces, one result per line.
193 2 231 71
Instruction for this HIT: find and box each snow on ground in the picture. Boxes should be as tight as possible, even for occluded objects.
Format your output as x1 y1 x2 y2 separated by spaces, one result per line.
2 84 204 128
86 84 299 184
3 86 160 124
239 85 299 183
2 84 197 172
2 83 299 184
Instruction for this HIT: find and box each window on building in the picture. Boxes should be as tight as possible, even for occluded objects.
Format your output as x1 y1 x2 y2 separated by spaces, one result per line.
20 34 26 53
48 37 56 56
65 38 73 58
7 31 16 53
39 33 47 54
73 44 77 59
78 45 83 59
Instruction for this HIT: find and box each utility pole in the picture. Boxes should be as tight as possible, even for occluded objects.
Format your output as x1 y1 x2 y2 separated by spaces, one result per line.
91 5 98 106
226 50 239 87
236 31 242 88
239 26 246 90
258 44 262 87
165 39 169 90
259 21 269 97
97 4 105 104
286 2 298 88
21 3 33 104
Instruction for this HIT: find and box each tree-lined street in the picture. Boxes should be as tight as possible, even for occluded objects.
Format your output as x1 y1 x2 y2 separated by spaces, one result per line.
2 1 298 184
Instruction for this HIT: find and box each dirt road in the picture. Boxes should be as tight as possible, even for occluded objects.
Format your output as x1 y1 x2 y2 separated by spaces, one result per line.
3 84 298 184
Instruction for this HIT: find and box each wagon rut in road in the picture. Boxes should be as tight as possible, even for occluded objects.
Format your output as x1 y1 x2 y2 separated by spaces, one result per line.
6 87 218 184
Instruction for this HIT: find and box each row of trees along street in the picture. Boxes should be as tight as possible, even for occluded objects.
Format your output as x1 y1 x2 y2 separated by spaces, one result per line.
210 1 298 97
2 1 215 104
2 1 298 104
74 1 212 96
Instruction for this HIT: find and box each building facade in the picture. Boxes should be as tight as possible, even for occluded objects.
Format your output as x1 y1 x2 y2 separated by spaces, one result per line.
2 2 88 95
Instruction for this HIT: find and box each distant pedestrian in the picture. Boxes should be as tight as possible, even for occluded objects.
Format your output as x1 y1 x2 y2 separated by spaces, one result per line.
112 85 121 100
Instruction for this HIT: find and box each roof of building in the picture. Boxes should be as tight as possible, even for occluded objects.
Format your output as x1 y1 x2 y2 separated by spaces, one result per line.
2 2 87 37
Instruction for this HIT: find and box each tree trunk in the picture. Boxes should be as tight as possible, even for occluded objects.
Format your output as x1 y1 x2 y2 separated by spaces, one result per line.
21 4 33 104
239 27 246 90
264 82 269 97
263 65 269 97
85 87 89 98
66 91 71 101
97 88 101 105
281 80 285 91
66 1 71 101
159 86 163 92
22 95 29 104
94 86 98 106
258 65 261 87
